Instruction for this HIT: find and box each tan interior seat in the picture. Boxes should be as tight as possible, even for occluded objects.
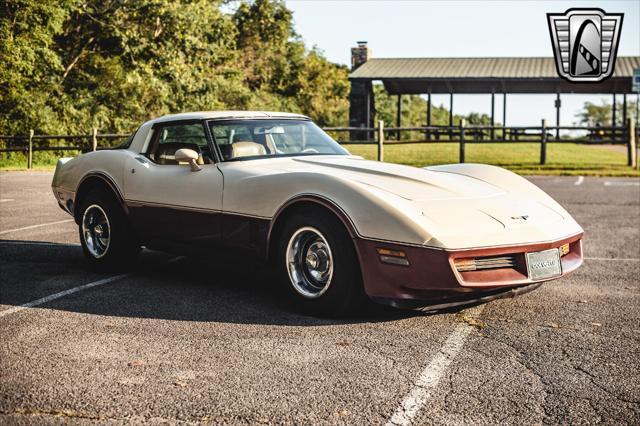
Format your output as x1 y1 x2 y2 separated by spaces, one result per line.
231 141 267 158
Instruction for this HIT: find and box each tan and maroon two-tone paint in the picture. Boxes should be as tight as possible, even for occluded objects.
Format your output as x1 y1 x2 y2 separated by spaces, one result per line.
52 111 584 310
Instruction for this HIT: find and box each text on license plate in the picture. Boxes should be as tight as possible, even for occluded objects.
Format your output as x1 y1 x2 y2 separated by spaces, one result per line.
526 248 562 280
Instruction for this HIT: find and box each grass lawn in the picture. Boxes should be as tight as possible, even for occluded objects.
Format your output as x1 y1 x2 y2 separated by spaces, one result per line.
1 143 638 176
0 150 82 172
343 142 640 176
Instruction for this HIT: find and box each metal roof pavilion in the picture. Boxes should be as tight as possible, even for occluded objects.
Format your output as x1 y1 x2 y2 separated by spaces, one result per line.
349 56 640 94
346 46 640 141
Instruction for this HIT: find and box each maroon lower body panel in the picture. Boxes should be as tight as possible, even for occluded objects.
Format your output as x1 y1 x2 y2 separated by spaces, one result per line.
354 233 583 304
126 202 269 257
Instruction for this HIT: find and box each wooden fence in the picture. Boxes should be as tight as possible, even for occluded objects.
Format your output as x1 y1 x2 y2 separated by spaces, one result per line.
325 118 637 168
1 120 637 169
0 130 128 168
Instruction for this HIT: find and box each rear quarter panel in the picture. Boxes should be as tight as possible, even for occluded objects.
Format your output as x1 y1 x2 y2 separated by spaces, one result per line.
52 150 134 196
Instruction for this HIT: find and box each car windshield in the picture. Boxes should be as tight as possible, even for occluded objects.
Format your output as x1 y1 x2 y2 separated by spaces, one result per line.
208 119 348 161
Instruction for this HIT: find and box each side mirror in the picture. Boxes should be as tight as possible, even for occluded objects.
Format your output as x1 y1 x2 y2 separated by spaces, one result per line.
175 148 202 172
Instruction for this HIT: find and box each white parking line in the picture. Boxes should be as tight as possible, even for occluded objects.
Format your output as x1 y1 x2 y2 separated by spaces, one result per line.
0 256 184 319
574 176 584 186
0 219 74 236
604 181 640 187
0 199 15 203
386 305 484 426
0 274 129 318
0 241 80 247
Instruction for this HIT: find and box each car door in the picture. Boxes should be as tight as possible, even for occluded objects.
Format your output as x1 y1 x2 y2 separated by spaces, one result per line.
124 121 223 247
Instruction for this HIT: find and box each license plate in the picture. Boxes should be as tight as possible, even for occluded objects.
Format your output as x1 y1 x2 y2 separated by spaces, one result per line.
526 248 562 280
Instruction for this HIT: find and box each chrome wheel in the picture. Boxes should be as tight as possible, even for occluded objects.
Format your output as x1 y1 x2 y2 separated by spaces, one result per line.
286 226 334 298
82 204 110 258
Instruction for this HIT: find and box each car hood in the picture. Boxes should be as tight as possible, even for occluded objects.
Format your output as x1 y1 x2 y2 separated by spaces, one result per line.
289 156 504 200
276 156 574 247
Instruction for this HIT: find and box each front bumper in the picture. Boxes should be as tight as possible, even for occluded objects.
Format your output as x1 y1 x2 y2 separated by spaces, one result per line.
355 233 583 304
372 282 542 312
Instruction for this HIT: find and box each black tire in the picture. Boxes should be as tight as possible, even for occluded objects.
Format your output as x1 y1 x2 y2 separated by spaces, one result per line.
276 210 364 317
78 190 140 271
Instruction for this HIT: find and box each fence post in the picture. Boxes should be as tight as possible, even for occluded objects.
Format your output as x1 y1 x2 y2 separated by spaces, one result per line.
377 120 384 162
628 118 636 168
540 119 547 165
459 119 466 163
27 129 34 169
92 127 98 152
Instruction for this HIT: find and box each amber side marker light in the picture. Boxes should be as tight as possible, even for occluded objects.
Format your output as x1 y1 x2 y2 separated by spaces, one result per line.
377 248 410 266
559 243 570 257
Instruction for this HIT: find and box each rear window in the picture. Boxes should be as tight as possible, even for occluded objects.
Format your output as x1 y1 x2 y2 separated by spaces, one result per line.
114 129 138 149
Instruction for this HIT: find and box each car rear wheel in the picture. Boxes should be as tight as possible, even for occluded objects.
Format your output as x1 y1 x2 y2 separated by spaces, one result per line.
78 190 140 271
277 211 364 317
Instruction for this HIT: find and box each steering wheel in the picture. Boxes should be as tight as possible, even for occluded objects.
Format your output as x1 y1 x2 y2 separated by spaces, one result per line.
301 148 319 154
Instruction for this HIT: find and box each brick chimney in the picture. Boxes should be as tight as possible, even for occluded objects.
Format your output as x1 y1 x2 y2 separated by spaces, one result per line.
351 41 371 71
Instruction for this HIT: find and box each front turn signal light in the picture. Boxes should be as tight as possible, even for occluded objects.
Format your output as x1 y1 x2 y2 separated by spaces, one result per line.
559 243 570 257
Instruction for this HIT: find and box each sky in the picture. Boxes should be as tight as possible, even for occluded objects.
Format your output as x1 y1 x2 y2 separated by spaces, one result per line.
285 0 640 126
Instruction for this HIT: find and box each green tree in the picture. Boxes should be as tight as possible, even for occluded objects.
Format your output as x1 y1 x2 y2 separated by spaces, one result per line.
464 112 492 126
296 50 350 127
1 0 498 142
53 0 241 132
231 0 350 124
0 0 352 139
0 0 72 134
576 99 638 126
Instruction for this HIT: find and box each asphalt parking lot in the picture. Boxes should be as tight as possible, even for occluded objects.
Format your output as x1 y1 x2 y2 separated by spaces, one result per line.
1 171 639 425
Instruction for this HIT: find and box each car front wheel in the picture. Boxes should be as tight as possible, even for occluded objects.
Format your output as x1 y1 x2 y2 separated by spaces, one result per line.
277 211 364 317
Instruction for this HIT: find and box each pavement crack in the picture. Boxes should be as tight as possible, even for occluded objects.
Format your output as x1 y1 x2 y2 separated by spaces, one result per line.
477 332 550 423
574 365 640 405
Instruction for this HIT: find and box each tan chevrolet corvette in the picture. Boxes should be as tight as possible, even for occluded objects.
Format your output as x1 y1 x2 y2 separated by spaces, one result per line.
52 111 584 316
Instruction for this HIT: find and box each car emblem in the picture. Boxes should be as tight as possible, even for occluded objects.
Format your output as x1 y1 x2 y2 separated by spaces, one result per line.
511 215 530 221
547 8 623 82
